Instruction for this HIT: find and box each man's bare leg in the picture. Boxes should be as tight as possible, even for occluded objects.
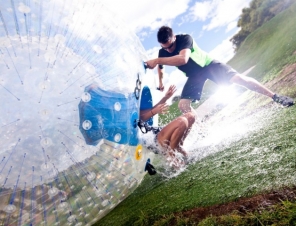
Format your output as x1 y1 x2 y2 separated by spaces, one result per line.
230 74 294 106
178 99 193 114
230 74 274 97
157 112 195 157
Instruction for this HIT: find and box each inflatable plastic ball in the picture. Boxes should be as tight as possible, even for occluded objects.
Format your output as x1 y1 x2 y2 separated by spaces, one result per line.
0 0 152 225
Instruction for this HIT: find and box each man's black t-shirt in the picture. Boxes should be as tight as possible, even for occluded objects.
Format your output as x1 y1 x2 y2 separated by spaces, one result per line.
158 34 213 77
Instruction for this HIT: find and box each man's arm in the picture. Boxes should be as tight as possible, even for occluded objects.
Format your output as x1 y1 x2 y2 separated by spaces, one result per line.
146 48 191 69
157 66 164 91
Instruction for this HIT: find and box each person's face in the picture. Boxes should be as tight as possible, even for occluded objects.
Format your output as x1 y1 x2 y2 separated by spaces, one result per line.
160 36 176 53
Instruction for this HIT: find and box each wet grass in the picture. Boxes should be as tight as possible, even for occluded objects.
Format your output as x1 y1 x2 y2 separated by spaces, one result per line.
155 198 296 226
194 200 296 226
96 102 296 225
94 3 296 226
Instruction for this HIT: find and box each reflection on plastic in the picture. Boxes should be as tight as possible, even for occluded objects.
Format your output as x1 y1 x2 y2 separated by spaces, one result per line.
0 0 151 225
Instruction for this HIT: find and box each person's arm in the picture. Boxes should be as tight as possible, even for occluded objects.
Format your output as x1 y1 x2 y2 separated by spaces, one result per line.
139 85 176 121
157 66 164 91
146 48 191 69
155 85 176 105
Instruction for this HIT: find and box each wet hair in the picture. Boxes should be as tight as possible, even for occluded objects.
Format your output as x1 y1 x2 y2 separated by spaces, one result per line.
157 26 173 44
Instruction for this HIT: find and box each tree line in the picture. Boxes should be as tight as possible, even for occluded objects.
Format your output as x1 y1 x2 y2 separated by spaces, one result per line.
231 0 296 52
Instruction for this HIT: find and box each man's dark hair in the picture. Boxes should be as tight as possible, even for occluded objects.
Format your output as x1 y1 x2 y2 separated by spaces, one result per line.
157 26 173 44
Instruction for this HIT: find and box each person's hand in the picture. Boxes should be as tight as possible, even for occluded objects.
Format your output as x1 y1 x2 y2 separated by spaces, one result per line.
153 103 169 115
145 59 158 69
164 85 177 100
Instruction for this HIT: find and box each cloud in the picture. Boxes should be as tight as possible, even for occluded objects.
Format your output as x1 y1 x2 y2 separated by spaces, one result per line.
188 1 213 21
209 34 237 62
149 69 187 105
168 70 187 94
146 46 161 59
226 21 238 33
101 0 191 33
189 0 252 31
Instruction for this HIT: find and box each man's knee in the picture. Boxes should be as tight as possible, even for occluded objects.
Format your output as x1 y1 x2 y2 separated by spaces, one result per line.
179 112 195 129
180 112 195 125
230 74 255 85
229 74 243 84
185 112 196 125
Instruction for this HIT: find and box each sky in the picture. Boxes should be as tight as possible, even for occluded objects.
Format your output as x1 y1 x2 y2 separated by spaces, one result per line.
102 0 253 100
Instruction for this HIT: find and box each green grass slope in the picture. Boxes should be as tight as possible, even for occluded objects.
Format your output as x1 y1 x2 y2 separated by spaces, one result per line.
228 2 296 82
95 3 296 226
199 2 296 102
97 106 296 226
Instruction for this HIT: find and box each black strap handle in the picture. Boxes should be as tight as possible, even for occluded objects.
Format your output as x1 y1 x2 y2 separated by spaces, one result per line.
134 73 141 100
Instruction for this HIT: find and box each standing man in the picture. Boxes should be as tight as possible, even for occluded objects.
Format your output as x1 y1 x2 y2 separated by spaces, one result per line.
145 26 294 114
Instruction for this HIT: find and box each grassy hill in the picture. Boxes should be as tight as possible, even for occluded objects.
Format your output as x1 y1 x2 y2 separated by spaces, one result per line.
228 1 296 84
95 3 296 226
194 2 296 112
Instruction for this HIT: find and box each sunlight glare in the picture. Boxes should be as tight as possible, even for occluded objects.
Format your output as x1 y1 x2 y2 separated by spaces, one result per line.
212 85 239 105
